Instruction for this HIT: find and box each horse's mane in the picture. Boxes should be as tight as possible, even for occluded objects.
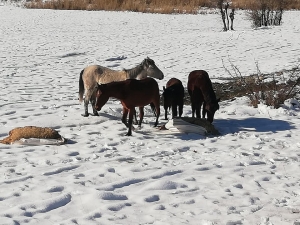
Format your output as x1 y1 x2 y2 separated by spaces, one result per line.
123 64 144 79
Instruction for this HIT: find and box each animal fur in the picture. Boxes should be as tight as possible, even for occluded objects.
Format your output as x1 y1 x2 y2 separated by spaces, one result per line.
0 126 63 144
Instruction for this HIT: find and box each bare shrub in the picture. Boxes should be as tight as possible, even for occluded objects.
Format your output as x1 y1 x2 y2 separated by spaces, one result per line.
232 0 297 27
222 60 300 108
232 0 300 10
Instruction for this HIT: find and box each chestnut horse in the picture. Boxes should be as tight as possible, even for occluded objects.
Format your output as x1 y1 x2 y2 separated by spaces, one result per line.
162 78 184 120
94 78 160 136
187 70 220 123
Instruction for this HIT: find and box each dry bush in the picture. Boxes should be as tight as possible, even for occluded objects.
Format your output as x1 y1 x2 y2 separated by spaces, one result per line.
222 61 300 108
233 0 289 27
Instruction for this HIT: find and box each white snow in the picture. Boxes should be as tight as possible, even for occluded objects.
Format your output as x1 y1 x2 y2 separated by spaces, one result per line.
0 4 300 225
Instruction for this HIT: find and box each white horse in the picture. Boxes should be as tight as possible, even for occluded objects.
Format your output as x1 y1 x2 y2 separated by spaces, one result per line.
79 57 164 117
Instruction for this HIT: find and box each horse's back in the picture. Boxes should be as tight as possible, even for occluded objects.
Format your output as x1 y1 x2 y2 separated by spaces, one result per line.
166 77 182 88
82 65 104 88
83 65 126 85
165 78 184 97
188 70 211 90
83 65 106 77
130 77 159 93
122 78 159 106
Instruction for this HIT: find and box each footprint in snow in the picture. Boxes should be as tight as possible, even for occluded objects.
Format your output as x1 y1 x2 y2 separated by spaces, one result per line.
144 195 160 203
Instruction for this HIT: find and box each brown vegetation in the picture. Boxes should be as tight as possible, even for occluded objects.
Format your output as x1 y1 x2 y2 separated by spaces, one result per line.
25 0 214 13
232 0 300 10
23 0 300 12
212 65 300 108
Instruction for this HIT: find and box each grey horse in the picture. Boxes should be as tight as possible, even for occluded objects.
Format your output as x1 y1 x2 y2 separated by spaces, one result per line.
79 57 164 117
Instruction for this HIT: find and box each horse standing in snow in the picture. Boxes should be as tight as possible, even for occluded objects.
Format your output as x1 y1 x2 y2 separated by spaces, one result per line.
94 78 160 136
162 78 184 120
79 57 164 117
187 70 220 123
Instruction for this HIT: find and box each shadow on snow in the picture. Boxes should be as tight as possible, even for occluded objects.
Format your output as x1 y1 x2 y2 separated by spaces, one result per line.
215 117 295 135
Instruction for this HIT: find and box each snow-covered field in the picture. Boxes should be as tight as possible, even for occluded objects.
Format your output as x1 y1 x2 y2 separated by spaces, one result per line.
1 4 300 225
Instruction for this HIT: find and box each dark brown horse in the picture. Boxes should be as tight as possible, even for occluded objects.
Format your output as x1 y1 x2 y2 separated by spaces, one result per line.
94 78 160 136
162 78 184 120
187 70 220 123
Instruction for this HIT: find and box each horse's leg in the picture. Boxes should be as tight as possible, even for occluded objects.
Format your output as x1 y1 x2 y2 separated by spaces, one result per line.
178 99 184 118
126 108 134 136
196 102 201 118
188 89 194 118
153 101 160 127
82 99 89 117
133 107 138 125
90 95 99 116
194 97 201 118
171 102 178 118
122 108 129 128
202 102 207 119
164 106 168 120
196 94 202 118
191 92 197 118
138 107 144 128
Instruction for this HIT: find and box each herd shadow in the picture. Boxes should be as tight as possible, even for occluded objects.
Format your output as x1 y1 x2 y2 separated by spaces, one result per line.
214 117 295 135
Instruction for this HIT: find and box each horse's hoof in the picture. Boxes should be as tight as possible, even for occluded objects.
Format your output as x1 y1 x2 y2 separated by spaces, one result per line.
81 113 89 117
125 133 132 136
92 113 99 116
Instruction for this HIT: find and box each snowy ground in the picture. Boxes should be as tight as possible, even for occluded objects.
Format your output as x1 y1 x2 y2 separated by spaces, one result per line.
1 4 300 225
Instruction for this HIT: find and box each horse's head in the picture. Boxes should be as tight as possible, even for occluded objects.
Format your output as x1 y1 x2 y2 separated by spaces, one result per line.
94 84 110 111
205 98 220 123
142 57 164 80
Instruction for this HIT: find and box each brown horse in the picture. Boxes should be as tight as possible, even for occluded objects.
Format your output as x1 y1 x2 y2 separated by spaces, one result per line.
187 70 220 123
94 78 160 136
79 57 164 117
162 78 184 120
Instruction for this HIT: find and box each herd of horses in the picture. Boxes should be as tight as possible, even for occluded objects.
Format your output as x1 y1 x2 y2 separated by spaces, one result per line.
78 57 220 136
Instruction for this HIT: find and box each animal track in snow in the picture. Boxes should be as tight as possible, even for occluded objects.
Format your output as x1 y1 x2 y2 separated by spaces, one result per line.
24 193 71 215
46 186 65 193
107 202 131 211
43 165 80 176
1 175 33 185
99 192 128 201
144 195 160 203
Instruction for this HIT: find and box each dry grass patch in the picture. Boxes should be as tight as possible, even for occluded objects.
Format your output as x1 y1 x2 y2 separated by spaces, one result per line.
232 0 300 10
25 0 216 12
24 0 300 11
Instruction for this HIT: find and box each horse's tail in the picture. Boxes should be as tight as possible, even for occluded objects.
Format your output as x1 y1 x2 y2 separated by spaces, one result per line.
150 102 157 117
79 69 85 102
